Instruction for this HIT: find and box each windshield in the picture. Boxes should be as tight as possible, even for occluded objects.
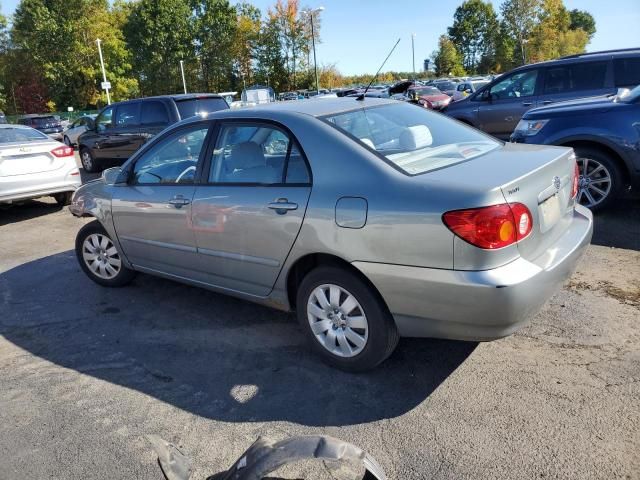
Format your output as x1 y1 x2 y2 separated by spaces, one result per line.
176 97 228 119
323 103 500 175
435 82 456 90
413 87 441 96
618 84 640 103
0 127 49 143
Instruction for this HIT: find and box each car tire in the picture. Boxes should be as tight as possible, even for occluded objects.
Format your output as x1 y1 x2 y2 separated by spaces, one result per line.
75 220 136 287
573 147 623 212
296 266 399 372
53 192 72 206
80 147 99 173
63 136 72 147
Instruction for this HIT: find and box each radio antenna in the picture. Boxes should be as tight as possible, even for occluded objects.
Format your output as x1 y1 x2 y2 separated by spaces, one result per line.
357 38 401 101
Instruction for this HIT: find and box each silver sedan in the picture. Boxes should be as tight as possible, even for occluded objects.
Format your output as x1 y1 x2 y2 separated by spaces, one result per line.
69 98 593 371
0 124 81 205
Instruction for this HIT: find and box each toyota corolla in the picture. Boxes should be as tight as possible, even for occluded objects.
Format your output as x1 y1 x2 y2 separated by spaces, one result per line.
69 98 593 371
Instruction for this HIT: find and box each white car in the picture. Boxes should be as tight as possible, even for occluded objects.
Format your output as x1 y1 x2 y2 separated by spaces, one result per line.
0 124 81 205
63 115 96 147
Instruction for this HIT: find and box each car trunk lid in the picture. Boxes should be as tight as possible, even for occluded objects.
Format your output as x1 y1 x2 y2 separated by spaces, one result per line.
0 142 66 177
422 142 577 264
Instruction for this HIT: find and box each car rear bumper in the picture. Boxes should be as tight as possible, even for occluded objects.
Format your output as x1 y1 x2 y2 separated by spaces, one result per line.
353 205 593 341
0 167 81 203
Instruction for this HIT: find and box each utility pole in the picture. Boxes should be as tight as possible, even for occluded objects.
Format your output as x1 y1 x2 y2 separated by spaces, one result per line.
412 33 416 76
95 39 111 105
304 7 324 94
180 60 187 94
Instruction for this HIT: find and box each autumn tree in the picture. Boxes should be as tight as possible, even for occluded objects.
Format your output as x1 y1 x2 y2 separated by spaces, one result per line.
569 9 596 40
500 0 543 65
234 3 261 88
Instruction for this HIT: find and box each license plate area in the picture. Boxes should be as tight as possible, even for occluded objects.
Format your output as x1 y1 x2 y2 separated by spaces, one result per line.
539 194 561 233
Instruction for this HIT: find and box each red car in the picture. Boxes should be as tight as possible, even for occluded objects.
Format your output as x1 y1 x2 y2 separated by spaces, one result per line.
405 86 452 111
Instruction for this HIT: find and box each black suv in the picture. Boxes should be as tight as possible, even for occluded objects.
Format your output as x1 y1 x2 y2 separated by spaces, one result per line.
445 48 640 139
17 115 64 140
78 94 229 172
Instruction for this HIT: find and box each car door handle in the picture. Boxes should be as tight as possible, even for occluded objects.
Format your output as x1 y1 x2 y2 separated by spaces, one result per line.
168 195 191 208
268 199 298 214
522 102 533 107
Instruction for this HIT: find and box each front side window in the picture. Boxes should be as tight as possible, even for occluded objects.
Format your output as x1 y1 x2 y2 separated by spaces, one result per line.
115 103 140 127
95 107 113 132
543 61 607 94
490 70 538 99
208 124 309 184
324 103 499 176
131 125 209 185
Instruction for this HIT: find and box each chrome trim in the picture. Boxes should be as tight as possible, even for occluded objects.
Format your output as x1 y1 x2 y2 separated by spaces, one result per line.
197 247 280 267
119 235 198 253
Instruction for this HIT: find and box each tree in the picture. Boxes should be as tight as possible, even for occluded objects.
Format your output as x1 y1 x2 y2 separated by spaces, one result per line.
501 0 543 65
569 9 596 40
255 14 287 92
528 0 589 63
125 0 194 96
448 0 499 73
234 3 261 88
432 35 466 77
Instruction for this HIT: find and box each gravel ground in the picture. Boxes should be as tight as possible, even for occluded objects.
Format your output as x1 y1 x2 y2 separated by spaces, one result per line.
0 173 638 479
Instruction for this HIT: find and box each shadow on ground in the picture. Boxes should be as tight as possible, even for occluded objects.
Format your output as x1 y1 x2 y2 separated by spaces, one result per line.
590 191 640 251
0 251 477 427
0 199 66 226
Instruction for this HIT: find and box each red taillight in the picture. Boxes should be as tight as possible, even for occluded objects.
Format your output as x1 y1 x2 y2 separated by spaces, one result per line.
571 161 579 199
51 145 74 158
443 202 533 250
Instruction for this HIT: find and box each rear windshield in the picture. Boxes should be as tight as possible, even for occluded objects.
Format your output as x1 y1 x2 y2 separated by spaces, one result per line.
413 87 441 96
176 97 228 119
30 116 59 126
0 127 49 144
323 103 500 175
435 82 456 90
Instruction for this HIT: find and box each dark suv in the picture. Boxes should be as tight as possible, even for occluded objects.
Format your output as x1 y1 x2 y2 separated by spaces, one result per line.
17 115 64 140
78 94 228 172
445 48 640 139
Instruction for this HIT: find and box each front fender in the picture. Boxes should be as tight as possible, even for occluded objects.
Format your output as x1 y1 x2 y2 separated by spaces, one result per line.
543 130 633 170
69 183 134 269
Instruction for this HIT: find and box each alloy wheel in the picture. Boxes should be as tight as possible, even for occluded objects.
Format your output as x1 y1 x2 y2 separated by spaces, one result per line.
576 156 612 208
81 151 93 171
82 233 121 280
307 284 369 358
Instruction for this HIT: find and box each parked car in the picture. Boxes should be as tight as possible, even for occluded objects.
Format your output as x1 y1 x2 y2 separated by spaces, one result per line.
70 98 592 371
78 93 229 173
431 81 459 97
452 80 490 102
63 114 96 147
0 124 80 205
404 85 452 110
17 115 64 140
445 48 640 139
511 85 640 211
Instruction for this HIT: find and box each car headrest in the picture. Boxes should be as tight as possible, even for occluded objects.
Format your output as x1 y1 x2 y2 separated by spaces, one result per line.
230 142 265 169
399 125 433 150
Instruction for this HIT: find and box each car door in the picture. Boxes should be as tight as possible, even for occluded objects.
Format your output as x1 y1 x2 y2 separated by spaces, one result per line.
190 122 312 296
111 102 144 159
89 106 116 161
111 122 212 277
538 60 610 106
477 69 540 139
138 100 172 146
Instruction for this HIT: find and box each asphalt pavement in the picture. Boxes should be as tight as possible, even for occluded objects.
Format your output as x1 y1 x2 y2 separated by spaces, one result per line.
0 165 638 479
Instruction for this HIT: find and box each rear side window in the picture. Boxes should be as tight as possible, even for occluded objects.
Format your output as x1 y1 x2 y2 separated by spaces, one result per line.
141 101 170 126
614 58 640 88
115 103 140 127
543 61 607 94
175 97 228 119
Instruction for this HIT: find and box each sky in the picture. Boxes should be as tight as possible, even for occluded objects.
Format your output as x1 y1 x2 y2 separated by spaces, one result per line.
1 0 639 75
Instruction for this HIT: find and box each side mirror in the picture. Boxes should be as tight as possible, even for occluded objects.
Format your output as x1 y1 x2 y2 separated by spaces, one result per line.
102 167 127 186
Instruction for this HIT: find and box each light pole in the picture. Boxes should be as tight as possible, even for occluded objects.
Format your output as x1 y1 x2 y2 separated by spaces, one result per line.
521 38 529 65
95 38 111 105
304 7 324 94
180 60 187 94
411 33 416 77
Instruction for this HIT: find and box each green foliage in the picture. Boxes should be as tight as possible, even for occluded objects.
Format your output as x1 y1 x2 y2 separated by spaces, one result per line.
448 0 499 74
432 35 466 77
569 9 596 39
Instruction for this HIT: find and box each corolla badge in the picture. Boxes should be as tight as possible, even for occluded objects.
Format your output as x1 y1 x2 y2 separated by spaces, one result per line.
553 176 561 191
19 147 31 153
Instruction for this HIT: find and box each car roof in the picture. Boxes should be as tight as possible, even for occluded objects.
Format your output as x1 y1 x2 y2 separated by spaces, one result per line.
510 48 640 72
211 97 397 118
